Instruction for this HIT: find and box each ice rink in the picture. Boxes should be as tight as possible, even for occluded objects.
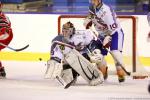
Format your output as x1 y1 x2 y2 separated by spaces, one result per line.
0 61 150 100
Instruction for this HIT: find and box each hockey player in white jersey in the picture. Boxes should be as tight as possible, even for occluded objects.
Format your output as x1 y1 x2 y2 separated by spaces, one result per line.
84 0 126 82
45 21 105 88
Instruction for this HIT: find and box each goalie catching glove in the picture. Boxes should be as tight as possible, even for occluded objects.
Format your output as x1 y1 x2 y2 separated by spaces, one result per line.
88 49 103 64
44 58 62 79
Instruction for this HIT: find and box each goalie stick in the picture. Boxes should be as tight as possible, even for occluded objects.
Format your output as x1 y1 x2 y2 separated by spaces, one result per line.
0 42 29 52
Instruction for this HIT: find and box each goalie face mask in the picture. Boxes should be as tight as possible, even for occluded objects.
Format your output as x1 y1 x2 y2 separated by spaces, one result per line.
62 22 75 41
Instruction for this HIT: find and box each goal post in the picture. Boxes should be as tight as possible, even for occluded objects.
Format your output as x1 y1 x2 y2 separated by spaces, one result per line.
57 15 137 73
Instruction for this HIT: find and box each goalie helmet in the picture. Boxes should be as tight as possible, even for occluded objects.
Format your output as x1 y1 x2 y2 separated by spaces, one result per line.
62 21 75 41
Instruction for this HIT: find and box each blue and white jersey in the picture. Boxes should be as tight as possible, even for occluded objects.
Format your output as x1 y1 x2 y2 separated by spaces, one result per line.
89 3 121 35
89 3 124 51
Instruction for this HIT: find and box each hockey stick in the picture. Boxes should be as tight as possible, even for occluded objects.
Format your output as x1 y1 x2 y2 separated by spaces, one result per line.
0 42 29 52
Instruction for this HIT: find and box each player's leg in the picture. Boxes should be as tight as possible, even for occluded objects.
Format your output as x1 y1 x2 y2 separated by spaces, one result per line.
0 61 6 78
110 30 125 82
111 50 125 82
0 27 13 78
96 58 108 80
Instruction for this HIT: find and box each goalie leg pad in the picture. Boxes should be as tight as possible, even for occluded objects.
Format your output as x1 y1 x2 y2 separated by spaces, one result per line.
60 68 74 85
64 49 104 85
63 64 79 79
56 67 77 87
44 59 62 79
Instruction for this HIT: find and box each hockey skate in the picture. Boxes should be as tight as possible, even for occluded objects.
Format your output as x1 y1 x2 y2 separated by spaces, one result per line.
0 67 6 78
117 69 125 83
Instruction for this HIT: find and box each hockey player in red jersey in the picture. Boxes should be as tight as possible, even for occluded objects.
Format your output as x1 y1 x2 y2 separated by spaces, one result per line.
0 2 13 78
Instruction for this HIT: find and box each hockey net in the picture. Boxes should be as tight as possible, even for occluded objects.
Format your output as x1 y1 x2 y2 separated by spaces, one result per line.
58 15 149 79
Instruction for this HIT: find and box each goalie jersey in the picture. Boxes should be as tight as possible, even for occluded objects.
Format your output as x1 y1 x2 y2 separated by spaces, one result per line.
50 29 95 62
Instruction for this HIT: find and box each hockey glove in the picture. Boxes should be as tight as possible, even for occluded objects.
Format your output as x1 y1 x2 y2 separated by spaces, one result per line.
89 49 103 64
103 35 112 48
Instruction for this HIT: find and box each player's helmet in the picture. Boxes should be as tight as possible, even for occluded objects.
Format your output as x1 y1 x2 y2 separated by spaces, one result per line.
62 21 75 40
89 0 102 3
89 0 102 7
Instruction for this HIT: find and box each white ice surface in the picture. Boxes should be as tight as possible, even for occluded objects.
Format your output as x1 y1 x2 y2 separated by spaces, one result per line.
0 61 150 100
